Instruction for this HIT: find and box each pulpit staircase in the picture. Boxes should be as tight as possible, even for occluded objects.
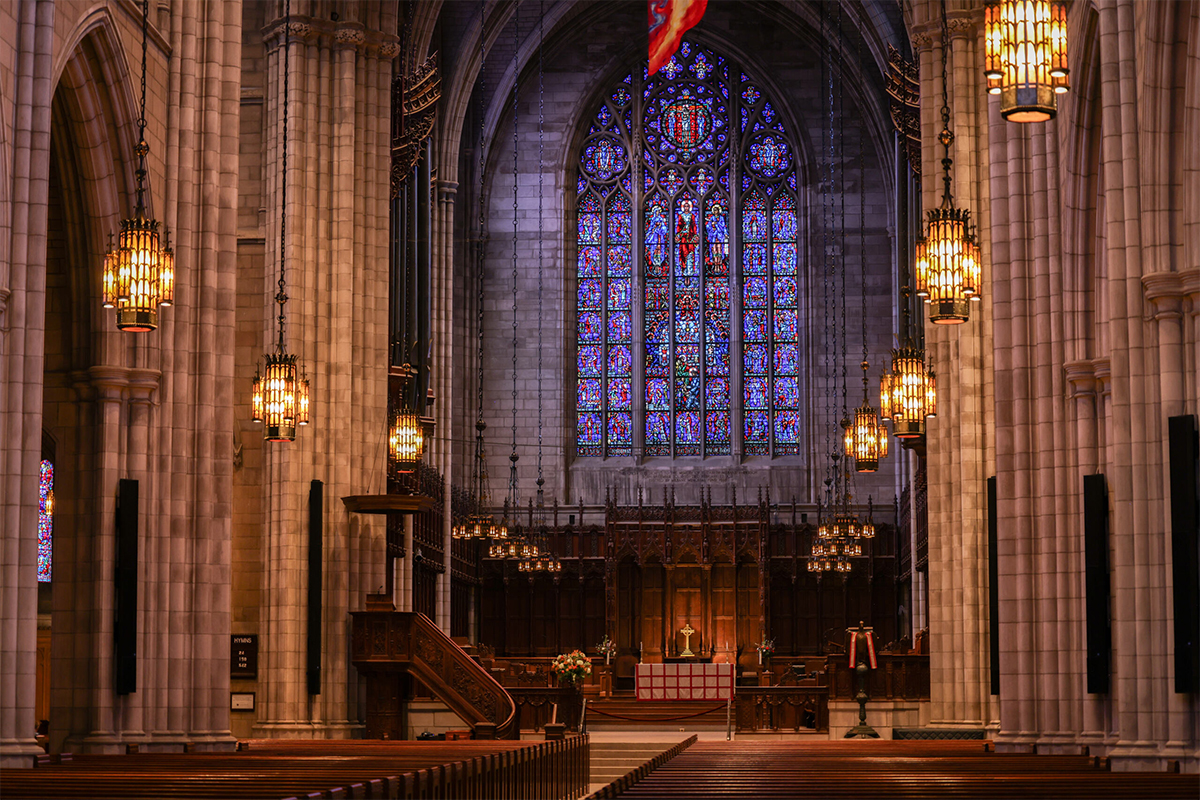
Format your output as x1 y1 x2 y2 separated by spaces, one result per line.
351 604 517 739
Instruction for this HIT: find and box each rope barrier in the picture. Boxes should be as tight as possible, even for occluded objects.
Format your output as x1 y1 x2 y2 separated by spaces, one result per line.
584 704 726 723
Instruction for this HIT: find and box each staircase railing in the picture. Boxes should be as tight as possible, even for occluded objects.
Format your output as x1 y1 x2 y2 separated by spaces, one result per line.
351 610 517 739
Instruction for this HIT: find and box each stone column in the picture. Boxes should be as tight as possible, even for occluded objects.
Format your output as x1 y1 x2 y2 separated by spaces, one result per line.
0 0 54 769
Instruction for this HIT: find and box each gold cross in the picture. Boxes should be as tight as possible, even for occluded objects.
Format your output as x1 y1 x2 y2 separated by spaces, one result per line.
679 622 695 657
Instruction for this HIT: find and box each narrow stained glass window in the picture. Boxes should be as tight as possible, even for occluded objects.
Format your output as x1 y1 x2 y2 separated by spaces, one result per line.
575 40 800 459
38 459 53 582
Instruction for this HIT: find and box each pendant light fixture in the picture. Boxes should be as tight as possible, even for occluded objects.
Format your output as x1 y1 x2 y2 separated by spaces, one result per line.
252 0 310 442
503 0 525 556
389 364 424 473
102 0 174 331
985 0 1069 122
880 276 937 439
916 0 980 324
463 0 507 548
845 27 887 474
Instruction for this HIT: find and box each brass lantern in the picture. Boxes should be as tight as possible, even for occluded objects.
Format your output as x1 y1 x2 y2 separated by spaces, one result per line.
389 409 425 474
847 396 889 472
880 339 937 439
252 0 310 442
922 1 980 324
985 0 1069 123
102 0 173 332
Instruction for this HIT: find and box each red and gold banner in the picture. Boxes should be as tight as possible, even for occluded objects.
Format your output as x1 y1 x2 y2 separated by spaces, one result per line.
648 0 708 75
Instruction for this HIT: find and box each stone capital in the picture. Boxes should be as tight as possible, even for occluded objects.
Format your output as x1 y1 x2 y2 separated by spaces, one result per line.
1091 357 1112 397
1180 267 1200 316
1063 360 1097 398
1141 271 1185 320
127 368 163 405
88 365 131 401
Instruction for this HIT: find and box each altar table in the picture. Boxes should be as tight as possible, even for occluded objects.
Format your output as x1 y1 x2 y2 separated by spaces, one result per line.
635 662 734 701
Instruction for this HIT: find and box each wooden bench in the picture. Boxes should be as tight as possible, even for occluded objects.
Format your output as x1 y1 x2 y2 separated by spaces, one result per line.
606 741 1197 799
2 736 590 800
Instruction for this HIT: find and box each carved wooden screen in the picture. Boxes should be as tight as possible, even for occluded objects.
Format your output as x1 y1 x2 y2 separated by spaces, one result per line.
575 40 801 458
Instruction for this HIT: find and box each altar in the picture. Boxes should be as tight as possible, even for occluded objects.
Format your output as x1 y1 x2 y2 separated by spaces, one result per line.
635 662 734 701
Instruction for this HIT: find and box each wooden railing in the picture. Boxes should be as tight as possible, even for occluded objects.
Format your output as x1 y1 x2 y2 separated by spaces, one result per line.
508 687 585 732
351 609 517 739
734 687 829 733
827 653 930 700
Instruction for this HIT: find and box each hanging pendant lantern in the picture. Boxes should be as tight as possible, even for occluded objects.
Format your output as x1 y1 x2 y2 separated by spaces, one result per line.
880 339 937 438
922 0 980 324
390 409 425 474
103 0 172 331
252 352 309 442
985 0 1069 123
252 0 310 442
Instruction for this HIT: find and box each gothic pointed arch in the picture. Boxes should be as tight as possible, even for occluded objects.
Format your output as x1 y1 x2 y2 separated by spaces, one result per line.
573 39 803 460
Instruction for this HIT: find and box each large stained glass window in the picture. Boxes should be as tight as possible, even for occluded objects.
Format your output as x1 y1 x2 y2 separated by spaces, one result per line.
575 41 800 458
38 459 53 582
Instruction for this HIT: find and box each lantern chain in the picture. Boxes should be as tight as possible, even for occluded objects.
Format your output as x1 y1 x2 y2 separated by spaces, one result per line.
134 0 149 217
837 0 847 427
938 0 954 207
277 0 291 353
536 1 545 510
509 0 519 515
822 0 835 470
475 0 488 510
858 20 869 401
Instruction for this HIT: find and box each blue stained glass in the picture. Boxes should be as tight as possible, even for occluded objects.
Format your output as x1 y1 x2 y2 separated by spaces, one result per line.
609 278 631 309
578 379 602 410
706 377 729 407
676 412 700 443
578 413 602 445
608 312 632 341
706 409 730 437
646 343 671 372
646 412 671 443
579 312 603 341
646 378 670 408
745 344 768 374
578 347 602 376
608 412 632 444
745 378 769 409
609 345 632 375
608 193 631 230
774 377 799 407
584 136 626 179
774 344 798 374
579 213 601 244
773 196 797 239
38 459 52 582
581 39 799 457
608 379 632 410
744 277 769 308
773 242 797 273
608 245 632 275
743 193 768 241
774 277 797 307
774 309 797 340
743 309 768 341
706 342 730 376
747 134 791 178
578 279 603 308
705 196 727 241
775 411 801 444
744 243 768 274
578 246 602 276
745 411 769 440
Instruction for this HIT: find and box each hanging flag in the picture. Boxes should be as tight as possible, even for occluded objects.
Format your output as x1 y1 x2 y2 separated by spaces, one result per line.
649 0 708 75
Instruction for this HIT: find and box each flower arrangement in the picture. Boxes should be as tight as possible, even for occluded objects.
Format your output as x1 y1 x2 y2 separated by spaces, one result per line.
551 649 593 686
755 638 775 663
596 635 617 664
